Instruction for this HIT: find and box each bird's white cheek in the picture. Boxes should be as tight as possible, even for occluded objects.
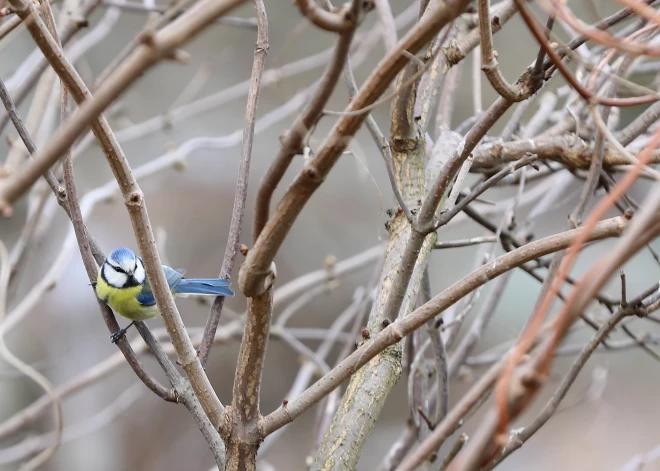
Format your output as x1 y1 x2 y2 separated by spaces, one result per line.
105 266 128 287
134 263 146 284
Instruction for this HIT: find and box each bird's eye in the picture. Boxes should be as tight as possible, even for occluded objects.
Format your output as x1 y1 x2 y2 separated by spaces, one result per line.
111 264 127 274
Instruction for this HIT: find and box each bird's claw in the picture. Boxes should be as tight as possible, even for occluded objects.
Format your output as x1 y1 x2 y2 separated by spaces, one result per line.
110 329 126 344
110 328 127 344
110 321 135 344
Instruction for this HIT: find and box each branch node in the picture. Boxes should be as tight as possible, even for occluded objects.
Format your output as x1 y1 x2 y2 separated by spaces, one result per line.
74 17 89 28
57 186 67 200
304 163 323 183
126 190 144 206
624 208 635 220
138 29 156 47
167 49 190 64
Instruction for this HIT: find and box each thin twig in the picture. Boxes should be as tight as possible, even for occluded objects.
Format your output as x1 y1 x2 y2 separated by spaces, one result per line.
198 0 269 365
434 236 497 249
0 240 62 471
260 216 628 436
101 0 258 28
251 0 362 242
477 0 525 101
241 0 473 298
0 0 248 215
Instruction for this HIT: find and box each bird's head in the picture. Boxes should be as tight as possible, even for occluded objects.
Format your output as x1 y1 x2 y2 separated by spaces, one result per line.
102 247 146 288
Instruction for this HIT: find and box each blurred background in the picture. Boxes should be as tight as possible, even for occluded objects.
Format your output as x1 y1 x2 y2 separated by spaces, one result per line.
1 1 660 470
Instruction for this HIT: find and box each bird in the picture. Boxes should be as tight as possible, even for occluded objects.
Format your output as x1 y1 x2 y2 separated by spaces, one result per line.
95 247 234 343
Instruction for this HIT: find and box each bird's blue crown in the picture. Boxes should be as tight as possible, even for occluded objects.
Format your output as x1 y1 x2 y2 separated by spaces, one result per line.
108 247 137 264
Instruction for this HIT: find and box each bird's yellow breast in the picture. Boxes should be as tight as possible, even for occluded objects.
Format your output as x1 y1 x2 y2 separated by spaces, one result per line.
95 272 159 321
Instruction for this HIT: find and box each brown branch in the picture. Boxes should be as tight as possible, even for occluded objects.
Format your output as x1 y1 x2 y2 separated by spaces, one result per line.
251 0 362 242
397 359 504 471
41 0 177 403
483 287 660 470
465 131 660 471
0 0 99 140
259 216 628 436
225 281 274 470
470 134 660 171
477 0 526 101
311 4 458 461
541 0 660 74
515 0 658 107
93 0 201 87
0 67 173 402
198 0 269 366
217 2 271 469
443 0 518 68
0 0 248 215
294 0 356 32
4 0 248 435
241 0 472 298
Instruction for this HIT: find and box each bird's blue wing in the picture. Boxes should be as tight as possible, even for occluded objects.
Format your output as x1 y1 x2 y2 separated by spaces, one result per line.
136 263 185 307
136 288 156 307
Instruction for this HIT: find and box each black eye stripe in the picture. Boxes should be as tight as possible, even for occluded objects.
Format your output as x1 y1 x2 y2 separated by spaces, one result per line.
109 264 127 274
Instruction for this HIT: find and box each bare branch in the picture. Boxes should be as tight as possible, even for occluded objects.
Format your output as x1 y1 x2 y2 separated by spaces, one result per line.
434 236 497 249
198 0 269 365
478 0 526 101
241 0 473 298
0 241 62 471
0 0 248 214
294 0 357 32
102 0 258 28
0 69 174 402
260 216 628 436
470 134 660 171
251 0 362 242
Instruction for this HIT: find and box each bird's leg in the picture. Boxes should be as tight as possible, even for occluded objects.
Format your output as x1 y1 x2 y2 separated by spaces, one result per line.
110 321 136 343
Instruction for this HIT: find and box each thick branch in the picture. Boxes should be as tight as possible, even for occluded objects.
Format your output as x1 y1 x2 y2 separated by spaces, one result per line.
260 216 628 436
3 0 242 430
225 283 274 470
470 134 660 171
198 0 269 366
241 0 473 298
0 73 174 402
0 0 248 215
251 0 362 242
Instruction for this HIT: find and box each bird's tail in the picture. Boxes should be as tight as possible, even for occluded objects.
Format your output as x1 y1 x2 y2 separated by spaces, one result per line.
175 278 234 297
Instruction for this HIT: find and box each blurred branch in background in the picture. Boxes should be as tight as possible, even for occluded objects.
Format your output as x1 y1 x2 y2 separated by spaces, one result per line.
1 0 660 470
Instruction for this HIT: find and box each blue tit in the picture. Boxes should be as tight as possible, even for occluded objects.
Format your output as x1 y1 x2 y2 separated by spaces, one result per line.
95 247 234 342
